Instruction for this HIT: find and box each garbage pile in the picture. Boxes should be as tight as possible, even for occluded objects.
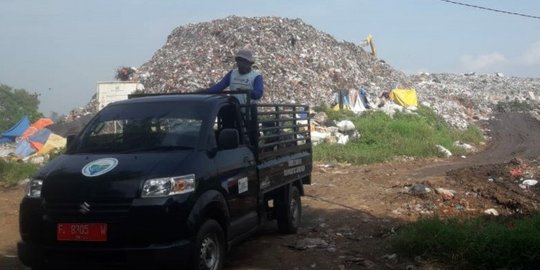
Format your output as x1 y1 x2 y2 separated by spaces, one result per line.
132 16 408 106
411 73 540 129
310 111 360 145
67 16 540 132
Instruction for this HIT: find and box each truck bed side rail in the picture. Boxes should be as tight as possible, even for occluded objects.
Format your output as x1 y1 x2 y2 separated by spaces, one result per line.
252 104 311 161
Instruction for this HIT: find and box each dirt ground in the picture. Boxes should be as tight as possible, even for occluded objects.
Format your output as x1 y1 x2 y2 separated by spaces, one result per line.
2 112 540 270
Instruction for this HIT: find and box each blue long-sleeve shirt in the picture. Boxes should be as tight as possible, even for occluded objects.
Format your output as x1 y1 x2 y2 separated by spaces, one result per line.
208 70 264 100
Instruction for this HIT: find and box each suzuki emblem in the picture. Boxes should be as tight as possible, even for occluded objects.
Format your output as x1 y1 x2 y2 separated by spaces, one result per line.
79 202 91 214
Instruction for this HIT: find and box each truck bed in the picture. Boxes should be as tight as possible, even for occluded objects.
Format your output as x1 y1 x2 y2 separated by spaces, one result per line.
247 103 312 191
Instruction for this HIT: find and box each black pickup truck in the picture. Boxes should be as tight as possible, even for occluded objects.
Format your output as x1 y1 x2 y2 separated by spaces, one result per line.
18 93 312 270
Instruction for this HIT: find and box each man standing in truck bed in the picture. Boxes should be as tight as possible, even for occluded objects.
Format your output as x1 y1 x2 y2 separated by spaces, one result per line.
207 48 265 103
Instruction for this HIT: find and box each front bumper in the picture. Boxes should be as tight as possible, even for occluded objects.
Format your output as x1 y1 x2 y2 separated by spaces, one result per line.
18 238 193 268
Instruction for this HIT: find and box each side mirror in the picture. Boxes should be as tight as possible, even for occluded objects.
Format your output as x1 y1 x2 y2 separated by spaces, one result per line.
66 134 76 149
218 128 239 150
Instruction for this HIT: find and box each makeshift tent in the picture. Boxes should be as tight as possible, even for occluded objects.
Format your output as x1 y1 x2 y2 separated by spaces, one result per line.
332 89 351 111
14 140 36 158
389 89 418 107
28 128 52 152
20 118 54 140
3 116 68 158
37 133 66 155
0 116 30 144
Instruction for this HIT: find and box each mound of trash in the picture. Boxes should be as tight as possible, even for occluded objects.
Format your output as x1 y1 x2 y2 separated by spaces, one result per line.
133 16 408 105
66 16 540 132
132 16 540 129
411 73 540 129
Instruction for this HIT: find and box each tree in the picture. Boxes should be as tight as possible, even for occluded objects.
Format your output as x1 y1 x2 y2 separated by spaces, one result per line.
0 84 43 131
48 111 64 123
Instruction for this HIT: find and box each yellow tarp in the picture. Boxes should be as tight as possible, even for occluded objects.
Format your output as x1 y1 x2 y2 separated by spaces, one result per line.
332 104 350 111
389 89 418 107
37 133 66 155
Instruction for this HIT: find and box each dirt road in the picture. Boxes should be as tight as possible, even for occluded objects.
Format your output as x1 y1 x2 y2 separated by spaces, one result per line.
2 112 540 270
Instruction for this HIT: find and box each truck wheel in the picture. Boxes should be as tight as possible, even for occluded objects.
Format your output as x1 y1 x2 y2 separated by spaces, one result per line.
193 219 225 270
276 185 301 234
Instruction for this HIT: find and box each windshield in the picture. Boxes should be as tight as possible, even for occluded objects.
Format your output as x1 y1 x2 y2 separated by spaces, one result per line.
72 101 204 154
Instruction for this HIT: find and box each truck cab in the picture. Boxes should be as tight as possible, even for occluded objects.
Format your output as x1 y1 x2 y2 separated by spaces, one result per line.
18 93 312 270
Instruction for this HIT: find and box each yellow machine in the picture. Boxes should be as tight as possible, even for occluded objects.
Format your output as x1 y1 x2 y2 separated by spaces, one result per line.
361 34 377 58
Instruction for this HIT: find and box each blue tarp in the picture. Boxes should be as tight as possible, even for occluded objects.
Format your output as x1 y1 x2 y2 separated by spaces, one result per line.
28 128 52 145
0 116 30 143
14 140 36 158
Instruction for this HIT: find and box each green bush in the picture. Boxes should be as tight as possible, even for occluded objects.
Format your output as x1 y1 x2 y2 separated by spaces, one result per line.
0 159 39 187
0 84 43 131
313 106 484 164
391 215 540 269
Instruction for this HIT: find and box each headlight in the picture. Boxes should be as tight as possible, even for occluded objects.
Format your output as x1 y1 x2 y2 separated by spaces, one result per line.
141 174 195 198
26 179 43 198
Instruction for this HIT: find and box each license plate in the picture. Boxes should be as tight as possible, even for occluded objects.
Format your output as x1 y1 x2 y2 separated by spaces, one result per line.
57 223 107 241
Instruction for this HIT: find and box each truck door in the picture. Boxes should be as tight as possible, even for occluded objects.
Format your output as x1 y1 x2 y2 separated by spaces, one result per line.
213 104 258 238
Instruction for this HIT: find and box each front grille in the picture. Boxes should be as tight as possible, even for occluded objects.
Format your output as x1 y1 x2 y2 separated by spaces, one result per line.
43 200 132 221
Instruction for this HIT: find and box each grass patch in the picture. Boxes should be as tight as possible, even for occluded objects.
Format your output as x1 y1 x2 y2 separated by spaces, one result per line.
0 159 39 187
391 215 540 269
314 106 484 164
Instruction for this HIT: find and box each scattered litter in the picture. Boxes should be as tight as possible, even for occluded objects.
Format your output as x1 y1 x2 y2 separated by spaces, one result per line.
289 238 329 250
435 188 456 199
484 208 499 216
511 166 526 177
383 253 398 264
522 179 538 186
405 183 431 195
336 120 356 132
436 145 452 157
454 141 476 153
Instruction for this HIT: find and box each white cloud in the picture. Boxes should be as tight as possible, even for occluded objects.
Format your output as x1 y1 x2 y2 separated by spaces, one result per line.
522 41 540 65
460 52 507 71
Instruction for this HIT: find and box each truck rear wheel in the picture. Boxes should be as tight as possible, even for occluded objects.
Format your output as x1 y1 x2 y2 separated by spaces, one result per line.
276 185 301 234
193 219 225 270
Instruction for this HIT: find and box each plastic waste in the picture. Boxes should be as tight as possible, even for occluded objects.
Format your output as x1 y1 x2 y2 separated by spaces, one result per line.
522 179 538 186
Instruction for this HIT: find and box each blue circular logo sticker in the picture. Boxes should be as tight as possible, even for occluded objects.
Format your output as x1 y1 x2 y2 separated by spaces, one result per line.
82 158 118 177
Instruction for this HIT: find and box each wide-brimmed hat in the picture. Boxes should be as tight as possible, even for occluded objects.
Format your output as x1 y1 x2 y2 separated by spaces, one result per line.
235 48 254 63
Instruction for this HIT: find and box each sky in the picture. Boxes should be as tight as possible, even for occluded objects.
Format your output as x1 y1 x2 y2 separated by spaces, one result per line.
1 0 540 116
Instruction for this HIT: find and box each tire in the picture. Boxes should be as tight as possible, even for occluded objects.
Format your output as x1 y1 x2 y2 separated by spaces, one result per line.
276 185 301 234
193 219 225 270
